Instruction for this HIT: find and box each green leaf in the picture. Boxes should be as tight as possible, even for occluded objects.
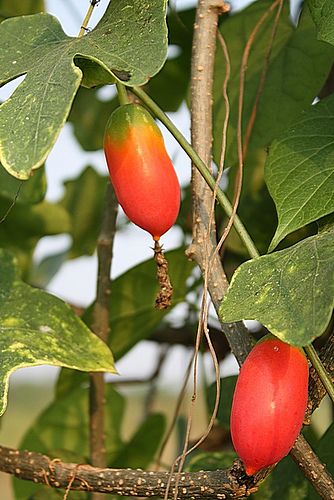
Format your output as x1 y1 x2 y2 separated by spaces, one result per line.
14 383 124 500
0 0 168 178
219 224 334 346
0 198 70 270
254 455 308 499
186 451 236 472
266 94 334 251
309 0 334 45
207 376 237 430
145 7 195 112
0 0 44 22
59 166 108 258
0 164 46 204
0 250 116 416
28 250 68 288
69 86 118 151
110 413 166 469
104 247 194 359
213 2 333 166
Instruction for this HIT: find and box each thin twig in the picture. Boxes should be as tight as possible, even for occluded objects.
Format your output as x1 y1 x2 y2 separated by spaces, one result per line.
89 182 118 500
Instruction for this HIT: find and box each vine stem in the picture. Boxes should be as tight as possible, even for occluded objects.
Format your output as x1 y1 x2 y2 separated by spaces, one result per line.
116 81 129 105
78 0 99 37
305 343 334 405
131 86 259 260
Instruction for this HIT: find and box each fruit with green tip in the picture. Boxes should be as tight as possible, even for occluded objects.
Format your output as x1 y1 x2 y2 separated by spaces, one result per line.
230 336 309 476
103 103 180 240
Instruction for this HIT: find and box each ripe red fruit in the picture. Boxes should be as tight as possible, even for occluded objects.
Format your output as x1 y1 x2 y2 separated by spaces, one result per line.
103 104 180 240
230 336 309 476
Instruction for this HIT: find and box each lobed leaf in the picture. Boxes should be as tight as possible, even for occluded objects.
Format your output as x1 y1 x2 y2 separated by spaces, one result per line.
0 250 116 416
266 94 334 251
0 0 168 178
219 224 334 346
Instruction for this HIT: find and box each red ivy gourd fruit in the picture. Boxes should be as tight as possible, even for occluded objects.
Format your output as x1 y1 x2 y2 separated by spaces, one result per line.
103 103 181 309
103 103 180 241
230 336 309 476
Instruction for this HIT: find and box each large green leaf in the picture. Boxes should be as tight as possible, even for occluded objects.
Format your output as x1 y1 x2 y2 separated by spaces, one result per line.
0 0 168 179
219 224 334 346
14 384 124 500
309 0 334 45
266 94 334 251
0 250 116 416
104 247 194 359
69 6 195 153
60 166 109 258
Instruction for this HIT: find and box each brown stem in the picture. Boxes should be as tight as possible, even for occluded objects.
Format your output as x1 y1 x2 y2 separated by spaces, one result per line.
89 182 118 499
188 0 252 363
188 0 334 496
154 239 173 309
0 445 258 498
290 435 334 499
305 330 334 423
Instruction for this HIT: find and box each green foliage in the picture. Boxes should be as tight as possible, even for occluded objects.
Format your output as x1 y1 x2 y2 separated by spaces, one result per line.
69 86 119 151
0 0 333 497
0 0 44 22
14 383 124 499
59 166 109 258
207 376 237 430
89 247 195 360
212 1 334 254
0 250 116 416
253 455 308 499
220 224 334 346
309 0 334 45
213 1 333 164
14 381 165 499
0 165 46 204
145 7 195 111
110 413 166 468
266 94 334 250
0 0 168 179
186 451 236 472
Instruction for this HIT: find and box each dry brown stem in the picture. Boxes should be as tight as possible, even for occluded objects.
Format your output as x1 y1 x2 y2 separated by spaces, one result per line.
154 239 173 309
